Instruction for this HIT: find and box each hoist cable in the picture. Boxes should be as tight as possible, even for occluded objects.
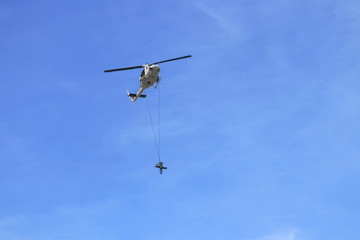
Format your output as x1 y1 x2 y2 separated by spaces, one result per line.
145 91 161 161
158 84 161 160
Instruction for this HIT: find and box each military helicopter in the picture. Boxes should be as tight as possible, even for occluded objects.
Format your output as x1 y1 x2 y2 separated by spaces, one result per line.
104 55 192 102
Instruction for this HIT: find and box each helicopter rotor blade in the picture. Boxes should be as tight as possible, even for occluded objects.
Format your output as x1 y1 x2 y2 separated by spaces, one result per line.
104 65 143 73
104 55 192 72
152 55 192 65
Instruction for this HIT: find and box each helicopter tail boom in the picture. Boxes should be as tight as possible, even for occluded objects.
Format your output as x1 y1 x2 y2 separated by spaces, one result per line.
127 91 146 102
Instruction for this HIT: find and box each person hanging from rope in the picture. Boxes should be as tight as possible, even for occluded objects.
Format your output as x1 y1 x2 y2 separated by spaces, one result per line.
154 161 167 174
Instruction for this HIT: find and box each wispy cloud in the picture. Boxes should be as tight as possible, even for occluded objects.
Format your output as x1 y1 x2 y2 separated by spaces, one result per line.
104 115 209 148
0 215 26 240
255 229 297 240
191 0 245 36
334 0 360 29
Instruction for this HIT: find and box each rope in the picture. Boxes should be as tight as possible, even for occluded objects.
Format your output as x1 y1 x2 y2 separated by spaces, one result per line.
158 84 161 160
145 88 161 161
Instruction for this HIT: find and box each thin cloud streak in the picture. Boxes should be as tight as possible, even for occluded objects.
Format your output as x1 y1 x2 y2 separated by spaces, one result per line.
255 229 297 240
191 0 245 36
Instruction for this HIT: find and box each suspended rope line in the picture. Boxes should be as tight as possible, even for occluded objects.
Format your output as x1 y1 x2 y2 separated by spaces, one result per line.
158 84 161 160
145 90 161 161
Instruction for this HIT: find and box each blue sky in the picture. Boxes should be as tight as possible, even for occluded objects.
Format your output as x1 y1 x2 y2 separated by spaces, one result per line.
1 0 360 239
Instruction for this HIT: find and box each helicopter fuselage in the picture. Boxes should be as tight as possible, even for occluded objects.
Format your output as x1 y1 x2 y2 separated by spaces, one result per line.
127 64 160 102
140 64 160 89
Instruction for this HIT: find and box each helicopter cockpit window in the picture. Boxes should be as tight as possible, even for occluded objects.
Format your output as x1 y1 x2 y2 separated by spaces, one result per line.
141 69 145 77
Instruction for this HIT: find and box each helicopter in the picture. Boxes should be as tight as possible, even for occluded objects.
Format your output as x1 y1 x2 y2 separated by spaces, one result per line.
104 55 192 102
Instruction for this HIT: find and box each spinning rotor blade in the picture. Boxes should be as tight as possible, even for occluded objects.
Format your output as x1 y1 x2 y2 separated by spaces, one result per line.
152 55 192 65
104 65 143 73
104 55 192 73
